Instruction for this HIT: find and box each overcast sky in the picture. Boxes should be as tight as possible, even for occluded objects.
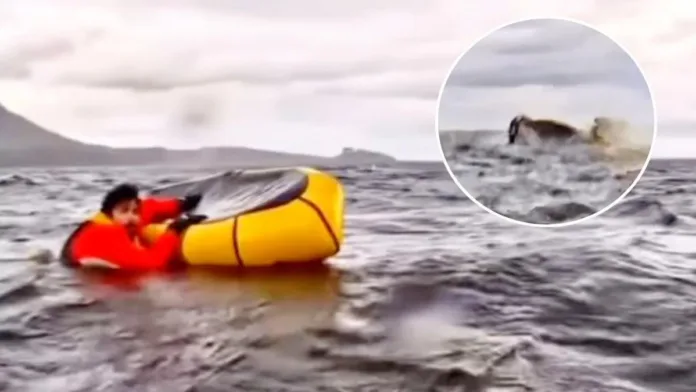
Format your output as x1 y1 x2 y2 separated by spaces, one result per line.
0 0 694 159
439 19 654 135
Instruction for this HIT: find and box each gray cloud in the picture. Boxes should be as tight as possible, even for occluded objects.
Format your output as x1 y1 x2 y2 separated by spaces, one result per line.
439 18 654 134
484 19 598 56
315 86 438 101
0 37 76 79
10 28 443 94
0 63 30 79
100 0 429 19
0 1 691 159
175 95 220 129
655 18 696 44
48 61 422 92
447 61 634 89
446 19 647 90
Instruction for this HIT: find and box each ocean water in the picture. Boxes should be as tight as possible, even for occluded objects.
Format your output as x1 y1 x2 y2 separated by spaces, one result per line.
439 125 651 224
0 159 693 392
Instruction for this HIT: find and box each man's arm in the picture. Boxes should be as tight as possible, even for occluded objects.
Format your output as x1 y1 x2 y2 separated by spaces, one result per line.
140 197 183 224
140 194 203 225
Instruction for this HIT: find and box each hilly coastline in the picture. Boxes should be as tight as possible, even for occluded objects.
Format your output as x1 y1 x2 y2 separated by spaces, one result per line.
0 104 398 168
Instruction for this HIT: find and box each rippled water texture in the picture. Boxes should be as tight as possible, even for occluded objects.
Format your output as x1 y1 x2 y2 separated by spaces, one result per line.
440 130 648 224
0 160 693 392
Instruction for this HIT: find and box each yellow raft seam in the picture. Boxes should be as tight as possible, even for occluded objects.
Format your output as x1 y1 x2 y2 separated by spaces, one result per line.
232 216 245 267
298 196 340 253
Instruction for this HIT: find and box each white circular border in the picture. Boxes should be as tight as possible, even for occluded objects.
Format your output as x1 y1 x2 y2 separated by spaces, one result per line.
434 16 658 229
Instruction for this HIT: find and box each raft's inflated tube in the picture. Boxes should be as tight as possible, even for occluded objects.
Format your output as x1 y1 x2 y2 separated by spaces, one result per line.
141 167 345 267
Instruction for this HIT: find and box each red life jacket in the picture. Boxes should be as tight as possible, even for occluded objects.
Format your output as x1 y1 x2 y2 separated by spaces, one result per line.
60 197 183 271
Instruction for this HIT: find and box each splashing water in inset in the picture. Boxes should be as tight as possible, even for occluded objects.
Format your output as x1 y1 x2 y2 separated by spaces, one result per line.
586 117 652 173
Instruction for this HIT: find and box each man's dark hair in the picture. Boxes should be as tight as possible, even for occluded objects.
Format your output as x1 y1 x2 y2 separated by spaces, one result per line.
100 183 140 214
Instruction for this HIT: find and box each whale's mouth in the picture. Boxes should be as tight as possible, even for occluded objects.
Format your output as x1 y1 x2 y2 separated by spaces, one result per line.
507 115 526 144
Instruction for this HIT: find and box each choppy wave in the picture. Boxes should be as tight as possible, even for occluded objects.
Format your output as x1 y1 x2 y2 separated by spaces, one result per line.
0 173 41 187
584 117 652 173
440 117 651 224
511 116 651 173
0 160 694 391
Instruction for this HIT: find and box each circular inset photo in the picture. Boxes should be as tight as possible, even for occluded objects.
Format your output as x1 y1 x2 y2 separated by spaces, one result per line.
437 18 655 227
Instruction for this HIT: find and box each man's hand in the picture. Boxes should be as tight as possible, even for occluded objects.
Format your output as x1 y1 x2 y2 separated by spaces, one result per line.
180 194 202 212
186 214 208 225
167 214 208 234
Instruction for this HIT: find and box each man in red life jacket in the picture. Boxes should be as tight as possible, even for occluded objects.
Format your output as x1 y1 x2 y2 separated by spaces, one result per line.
60 183 207 270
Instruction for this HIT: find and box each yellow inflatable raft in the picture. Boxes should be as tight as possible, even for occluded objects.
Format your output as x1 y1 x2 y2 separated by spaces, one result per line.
141 167 345 267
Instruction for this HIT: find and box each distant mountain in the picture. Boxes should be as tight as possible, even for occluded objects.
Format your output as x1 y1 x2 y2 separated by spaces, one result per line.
0 104 398 168
0 103 93 151
333 147 397 163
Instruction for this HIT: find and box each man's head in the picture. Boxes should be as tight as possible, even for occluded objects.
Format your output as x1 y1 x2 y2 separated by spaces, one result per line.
100 183 141 228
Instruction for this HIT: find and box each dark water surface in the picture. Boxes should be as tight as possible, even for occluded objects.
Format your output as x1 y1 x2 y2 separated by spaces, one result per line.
0 160 693 392
439 130 648 224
